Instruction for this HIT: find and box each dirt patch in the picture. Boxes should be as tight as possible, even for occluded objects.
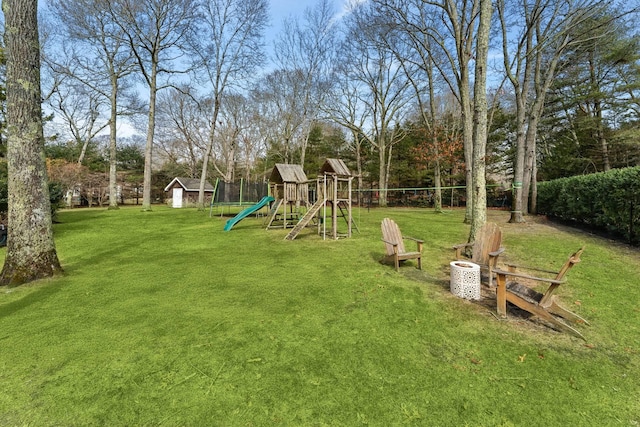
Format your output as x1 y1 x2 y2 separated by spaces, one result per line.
487 209 640 261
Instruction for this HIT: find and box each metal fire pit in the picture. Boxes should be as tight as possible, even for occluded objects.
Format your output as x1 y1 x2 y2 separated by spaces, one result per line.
450 261 481 300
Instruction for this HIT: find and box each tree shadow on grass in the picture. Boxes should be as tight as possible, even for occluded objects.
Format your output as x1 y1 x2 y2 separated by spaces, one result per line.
0 281 63 320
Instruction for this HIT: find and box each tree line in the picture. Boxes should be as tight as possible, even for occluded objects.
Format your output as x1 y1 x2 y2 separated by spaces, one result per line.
0 0 638 285
31 0 639 212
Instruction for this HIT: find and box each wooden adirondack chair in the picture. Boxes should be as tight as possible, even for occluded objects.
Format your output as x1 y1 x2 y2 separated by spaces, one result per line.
381 218 423 272
494 247 588 339
453 222 505 287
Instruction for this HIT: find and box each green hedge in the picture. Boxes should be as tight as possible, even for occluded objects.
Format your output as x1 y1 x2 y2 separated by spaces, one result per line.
537 167 640 245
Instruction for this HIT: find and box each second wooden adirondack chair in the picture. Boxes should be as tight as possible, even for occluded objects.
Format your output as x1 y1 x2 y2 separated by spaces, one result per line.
381 218 423 272
453 222 505 287
494 247 588 339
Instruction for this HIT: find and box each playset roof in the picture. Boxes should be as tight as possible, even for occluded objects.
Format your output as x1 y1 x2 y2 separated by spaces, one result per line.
270 164 308 184
320 158 352 177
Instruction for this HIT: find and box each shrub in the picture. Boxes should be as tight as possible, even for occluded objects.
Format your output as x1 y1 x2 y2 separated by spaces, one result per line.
537 167 640 245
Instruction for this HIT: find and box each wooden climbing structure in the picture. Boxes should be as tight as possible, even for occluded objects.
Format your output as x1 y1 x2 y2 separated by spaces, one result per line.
285 158 355 240
265 164 310 230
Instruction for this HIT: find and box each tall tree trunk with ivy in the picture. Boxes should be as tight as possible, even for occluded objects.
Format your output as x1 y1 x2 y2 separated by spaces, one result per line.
1 0 62 286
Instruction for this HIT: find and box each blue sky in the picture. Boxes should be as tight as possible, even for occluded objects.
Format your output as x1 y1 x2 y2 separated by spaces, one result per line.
267 0 358 39
270 0 316 24
266 0 314 48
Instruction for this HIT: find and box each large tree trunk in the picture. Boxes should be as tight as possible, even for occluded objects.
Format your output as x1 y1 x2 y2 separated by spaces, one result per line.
434 157 443 212
460 78 474 224
1 0 62 287
108 74 119 210
469 0 492 241
521 44 561 215
530 155 538 214
522 113 538 215
508 82 527 223
426 70 443 213
594 99 610 171
352 130 364 205
589 52 610 172
509 131 527 222
504 8 530 224
378 144 388 207
142 62 157 211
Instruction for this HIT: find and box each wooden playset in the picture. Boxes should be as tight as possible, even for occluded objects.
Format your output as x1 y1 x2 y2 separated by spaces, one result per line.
284 159 355 241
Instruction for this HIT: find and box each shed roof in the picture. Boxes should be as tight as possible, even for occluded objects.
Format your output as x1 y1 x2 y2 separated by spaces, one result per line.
164 177 215 192
270 164 308 184
320 158 352 177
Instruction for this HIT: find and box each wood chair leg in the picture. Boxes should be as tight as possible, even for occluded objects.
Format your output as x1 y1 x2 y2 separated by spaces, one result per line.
529 306 585 340
546 301 590 326
508 294 585 340
496 274 507 318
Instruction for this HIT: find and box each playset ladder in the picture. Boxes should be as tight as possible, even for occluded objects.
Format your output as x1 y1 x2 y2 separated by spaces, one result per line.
264 199 284 229
284 198 325 240
337 201 358 233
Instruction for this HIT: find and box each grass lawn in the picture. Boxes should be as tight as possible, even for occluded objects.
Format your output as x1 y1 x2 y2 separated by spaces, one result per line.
0 205 638 426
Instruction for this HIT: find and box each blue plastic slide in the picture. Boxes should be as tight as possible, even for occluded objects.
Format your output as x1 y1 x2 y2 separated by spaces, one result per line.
223 196 275 231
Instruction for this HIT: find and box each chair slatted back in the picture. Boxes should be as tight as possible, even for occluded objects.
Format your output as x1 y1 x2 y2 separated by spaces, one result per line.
471 222 502 266
381 218 406 256
554 247 584 281
540 247 585 306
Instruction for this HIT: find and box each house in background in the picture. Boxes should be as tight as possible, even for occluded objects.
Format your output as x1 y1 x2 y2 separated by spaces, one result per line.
164 177 215 208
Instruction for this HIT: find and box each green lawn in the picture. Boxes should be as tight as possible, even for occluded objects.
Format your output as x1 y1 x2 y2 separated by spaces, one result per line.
0 206 638 426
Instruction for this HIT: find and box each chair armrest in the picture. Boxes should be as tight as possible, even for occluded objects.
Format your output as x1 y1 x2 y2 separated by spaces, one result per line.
493 268 566 285
405 236 423 252
488 247 506 257
404 236 424 243
453 242 472 259
452 243 472 250
381 238 399 246
504 262 560 275
381 238 400 256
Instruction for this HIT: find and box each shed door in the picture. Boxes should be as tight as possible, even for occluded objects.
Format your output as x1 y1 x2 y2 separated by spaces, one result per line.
172 187 183 208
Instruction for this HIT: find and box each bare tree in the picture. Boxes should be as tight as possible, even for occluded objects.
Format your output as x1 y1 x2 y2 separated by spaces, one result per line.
45 0 139 210
107 0 197 211
44 71 109 165
1 0 62 286
273 0 337 168
252 69 307 164
192 0 268 209
155 87 208 178
322 77 370 199
234 97 266 183
213 92 261 183
338 3 412 207
376 8 448 212
376 0 486 223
